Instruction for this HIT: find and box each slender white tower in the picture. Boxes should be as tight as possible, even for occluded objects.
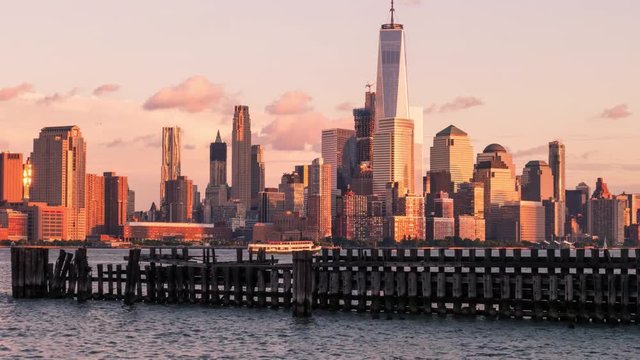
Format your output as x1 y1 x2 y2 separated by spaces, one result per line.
375 0 410 123
372 1 415 197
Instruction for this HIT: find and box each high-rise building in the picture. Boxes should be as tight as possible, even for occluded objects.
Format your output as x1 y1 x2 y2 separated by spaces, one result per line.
85 173 105 235
375 1 409 123
372 3 414 199
454 182 484 218
232 105 252 208
306 158 332 239
279 173 305 215
473 144 519 240
321 128 356 192
127 188 135 220
390 194 426 241
164 176 193 223
498 201 545 243
549 141 566 202
209 130 227 187
104 172 128 236
426 192 454 241
251 144 265 209
521 160 554 202
258 188 285 223
588 178 625 245
30 126 87 240
160 126 181 205
294 165 310 188
372 117 414 197
456 215 486 241
566 183 590 233
0 152 23 203
544 199 565 240
336 190 369 242
430 125 474 191
354 89 376 163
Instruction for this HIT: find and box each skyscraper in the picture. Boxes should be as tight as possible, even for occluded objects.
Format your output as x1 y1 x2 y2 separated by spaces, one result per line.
251 144 265 209
85 173 105 236
232 105 252 208
375 1 409 122
104 172 128 236
372 117 414 197
430 125 474 191
549 141 565 202
473 144 519 239
521 160 554 202
160 126 181 205
321 128 356 192
209 130 227 187
306 158 332 239
588 177 625 245
30 126 87 240
164 176 193 223
0 152 23 203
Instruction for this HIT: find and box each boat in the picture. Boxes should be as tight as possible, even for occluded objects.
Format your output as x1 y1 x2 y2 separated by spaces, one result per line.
248 240 321 254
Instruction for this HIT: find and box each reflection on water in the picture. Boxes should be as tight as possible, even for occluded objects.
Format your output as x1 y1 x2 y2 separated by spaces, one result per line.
0 248 639 359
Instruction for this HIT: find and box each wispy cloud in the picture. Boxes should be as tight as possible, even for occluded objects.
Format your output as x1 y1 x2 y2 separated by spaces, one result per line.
425 96 484 114
93 84 120 96
0 83 33 101
336 102 355 112
265 91 313 115
257 112 351 151
599 104 631 120
143 75 227 113
37 88 78 105
512 145 547 158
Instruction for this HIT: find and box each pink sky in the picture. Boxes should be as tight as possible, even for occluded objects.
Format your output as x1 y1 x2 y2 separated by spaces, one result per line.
0 0 638 209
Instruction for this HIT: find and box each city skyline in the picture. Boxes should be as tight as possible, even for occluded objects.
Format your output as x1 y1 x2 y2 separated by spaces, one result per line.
0 0 638 209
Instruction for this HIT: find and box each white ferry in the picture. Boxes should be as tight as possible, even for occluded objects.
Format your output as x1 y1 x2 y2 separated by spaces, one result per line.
248 241 321 254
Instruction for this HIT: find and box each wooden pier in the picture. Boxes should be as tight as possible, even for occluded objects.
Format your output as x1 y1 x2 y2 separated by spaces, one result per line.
10 247 640 323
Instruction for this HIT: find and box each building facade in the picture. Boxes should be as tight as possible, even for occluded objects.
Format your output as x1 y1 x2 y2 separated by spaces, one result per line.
160 126 181 205
0 152 23 203
430 126 474 191
104 172 128 236
250 144 265 209
231 105 252 208
30 126 86 240
164 176 193 223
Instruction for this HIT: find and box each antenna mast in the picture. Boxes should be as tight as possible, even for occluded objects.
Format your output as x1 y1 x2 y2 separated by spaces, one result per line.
390 0 395 25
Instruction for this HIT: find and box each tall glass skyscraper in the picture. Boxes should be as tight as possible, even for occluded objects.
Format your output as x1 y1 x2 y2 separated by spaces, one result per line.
375 3 410 122
232 105 252 208
372 2 415 197
160 126 181 205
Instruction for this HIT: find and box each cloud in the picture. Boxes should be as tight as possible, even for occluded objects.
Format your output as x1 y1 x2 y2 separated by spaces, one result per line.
257 112 351 151
103 138 124 148
132 134 161 148
0 83 33 101
512 145 547 158
93 84 120 96
38 88 78 105
143 76 227 113
599 104 631 120
336 102 355 112
265 91 313 115
185 144 196 150
424 96 484 114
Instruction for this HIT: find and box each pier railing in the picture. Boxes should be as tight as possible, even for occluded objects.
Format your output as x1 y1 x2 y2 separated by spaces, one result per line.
10 247 640 323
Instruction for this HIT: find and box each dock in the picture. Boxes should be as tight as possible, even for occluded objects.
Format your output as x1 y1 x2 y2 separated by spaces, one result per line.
10 247 640 323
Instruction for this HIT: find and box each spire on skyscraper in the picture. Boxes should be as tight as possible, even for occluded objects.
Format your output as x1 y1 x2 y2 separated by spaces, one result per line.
390 0 395 25
215 130 222 143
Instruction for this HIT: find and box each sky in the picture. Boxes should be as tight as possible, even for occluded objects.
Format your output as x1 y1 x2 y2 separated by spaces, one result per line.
0 0 638 210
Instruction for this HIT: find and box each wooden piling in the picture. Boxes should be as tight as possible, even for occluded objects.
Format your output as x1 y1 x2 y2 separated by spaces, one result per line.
293 251 313 317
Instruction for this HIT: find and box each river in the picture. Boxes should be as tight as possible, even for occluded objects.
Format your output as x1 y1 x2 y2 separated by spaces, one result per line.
0 248 638 359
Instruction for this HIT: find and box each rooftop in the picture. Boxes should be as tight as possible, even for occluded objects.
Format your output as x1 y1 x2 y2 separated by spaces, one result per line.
483 143 507 153
436 125 468 137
